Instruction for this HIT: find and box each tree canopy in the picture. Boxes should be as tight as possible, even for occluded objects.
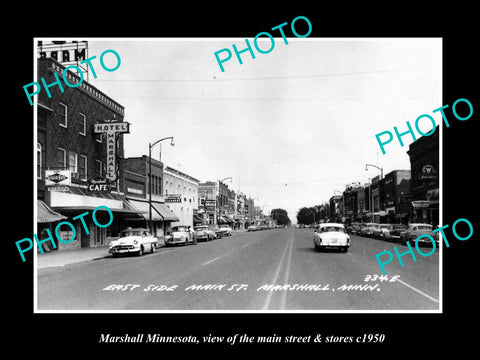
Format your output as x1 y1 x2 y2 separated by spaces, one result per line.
270 208 291 226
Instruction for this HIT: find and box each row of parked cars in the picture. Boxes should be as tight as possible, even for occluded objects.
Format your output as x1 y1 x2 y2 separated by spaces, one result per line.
347 222 439 245
109 224 233 257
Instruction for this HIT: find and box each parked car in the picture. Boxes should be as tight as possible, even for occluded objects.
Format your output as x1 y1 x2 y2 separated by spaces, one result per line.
247 225 258 231
258 224 268 230
194 225 216 241
109 228 158 256
381 224 408 242
349 222 362 234
218 225 232 236
313 223 350 252
359 223 379 237
399 223 439 245
372 224 393 239
166 225 196 246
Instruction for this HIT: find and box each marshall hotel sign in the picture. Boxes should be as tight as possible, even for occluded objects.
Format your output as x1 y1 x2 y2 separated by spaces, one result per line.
94 122 130 181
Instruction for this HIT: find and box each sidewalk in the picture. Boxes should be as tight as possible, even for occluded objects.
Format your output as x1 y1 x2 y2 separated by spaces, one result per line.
37 231 245 269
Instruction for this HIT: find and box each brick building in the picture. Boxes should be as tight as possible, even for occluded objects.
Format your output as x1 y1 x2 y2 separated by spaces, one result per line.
36 56 141 250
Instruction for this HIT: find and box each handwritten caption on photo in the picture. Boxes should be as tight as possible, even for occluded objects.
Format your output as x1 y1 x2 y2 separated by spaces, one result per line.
102 274 400 293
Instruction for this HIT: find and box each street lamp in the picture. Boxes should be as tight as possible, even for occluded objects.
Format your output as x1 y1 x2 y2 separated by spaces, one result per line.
149 136 174 234
365 163 383 179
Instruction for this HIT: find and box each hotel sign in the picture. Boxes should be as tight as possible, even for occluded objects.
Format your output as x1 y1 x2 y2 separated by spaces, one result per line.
94 122 130 181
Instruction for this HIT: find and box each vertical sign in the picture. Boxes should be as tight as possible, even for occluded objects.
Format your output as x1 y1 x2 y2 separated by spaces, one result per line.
94 122 130 181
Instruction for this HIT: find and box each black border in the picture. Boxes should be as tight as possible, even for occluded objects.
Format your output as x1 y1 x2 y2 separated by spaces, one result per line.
7 4 478 354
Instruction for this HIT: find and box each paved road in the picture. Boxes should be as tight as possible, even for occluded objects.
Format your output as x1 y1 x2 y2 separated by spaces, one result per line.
36 228 440 311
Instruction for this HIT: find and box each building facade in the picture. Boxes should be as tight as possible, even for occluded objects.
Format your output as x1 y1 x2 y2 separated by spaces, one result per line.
407 127 439 226
163 166 199 228
37 56 141 250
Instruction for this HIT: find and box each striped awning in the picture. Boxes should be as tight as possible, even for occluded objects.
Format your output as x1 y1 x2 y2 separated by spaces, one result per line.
38 200 68 223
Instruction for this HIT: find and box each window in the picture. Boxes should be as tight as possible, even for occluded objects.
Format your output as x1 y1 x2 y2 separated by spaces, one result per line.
59 102 67 127
95 132 102 143
69 152 78 173
79 113 86 135
57 148 66 169
37 143 42 179
95 160 103 177
79 155 87 180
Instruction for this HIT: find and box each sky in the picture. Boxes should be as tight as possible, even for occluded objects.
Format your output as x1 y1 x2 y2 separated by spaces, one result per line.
78 38 441 221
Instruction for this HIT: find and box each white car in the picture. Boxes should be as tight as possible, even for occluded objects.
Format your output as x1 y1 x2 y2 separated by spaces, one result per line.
194 225 216 241
313 223 350 252
218 225 232 236
109 228 158 256
166 225 196 246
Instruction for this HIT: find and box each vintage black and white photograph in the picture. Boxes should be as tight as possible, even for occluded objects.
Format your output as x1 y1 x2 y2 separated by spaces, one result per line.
33 37 442 312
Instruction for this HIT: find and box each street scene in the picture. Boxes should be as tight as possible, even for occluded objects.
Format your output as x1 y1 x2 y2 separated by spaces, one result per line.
34 38 441 312
37 226 439 311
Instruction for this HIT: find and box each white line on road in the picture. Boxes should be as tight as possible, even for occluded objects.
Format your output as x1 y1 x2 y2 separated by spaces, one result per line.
279 234 294 310
262 233 294 310
202 257 221 266
242 243 251 248
395 278 439 303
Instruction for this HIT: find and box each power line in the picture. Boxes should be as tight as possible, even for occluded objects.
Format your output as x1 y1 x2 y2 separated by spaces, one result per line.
93 68 401 83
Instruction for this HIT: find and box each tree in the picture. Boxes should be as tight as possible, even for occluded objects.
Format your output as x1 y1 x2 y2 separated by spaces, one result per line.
296 207 316 225
270 208 291 226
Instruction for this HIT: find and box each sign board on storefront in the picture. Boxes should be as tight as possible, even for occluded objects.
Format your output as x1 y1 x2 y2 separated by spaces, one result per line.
45 170 71 186
165 194 182 203
87 178 112 193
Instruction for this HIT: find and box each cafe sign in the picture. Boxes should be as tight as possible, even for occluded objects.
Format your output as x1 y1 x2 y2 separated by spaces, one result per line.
87 178 112 193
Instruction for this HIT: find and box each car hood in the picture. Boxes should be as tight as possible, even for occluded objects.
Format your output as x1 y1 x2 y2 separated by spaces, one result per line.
111 236 141 245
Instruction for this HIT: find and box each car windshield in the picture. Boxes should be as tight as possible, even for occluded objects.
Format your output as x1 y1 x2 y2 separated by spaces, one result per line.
321 226 345 233
120 230 146 237
173 226 188 232
379 225 391 229
415 225 432 231
195 226 208 230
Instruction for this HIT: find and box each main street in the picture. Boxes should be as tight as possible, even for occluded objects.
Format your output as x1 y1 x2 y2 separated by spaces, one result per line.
37 228 440 311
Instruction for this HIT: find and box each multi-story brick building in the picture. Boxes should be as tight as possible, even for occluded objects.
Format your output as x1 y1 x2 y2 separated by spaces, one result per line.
36 56 142 250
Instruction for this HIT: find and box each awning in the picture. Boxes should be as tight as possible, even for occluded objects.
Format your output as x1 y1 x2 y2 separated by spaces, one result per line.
193 214 203 224
37 200 68 223
219 216 234 224
126 198 179 222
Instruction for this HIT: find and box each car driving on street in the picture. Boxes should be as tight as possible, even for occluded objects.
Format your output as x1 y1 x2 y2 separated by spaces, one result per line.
313 223 350 252
109 228 158 257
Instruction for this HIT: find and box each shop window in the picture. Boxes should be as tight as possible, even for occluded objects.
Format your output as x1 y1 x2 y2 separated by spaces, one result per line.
79 155 87 180
57 148 66 169
69 152 78 173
